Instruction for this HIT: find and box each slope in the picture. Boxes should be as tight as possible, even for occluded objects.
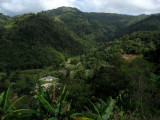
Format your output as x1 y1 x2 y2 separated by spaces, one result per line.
81 31 160 69
0 14 88 71
124 14 160 34
0 13 10 26
40 7 148 45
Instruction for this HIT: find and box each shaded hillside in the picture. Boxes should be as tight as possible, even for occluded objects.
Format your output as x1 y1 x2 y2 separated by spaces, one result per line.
83 13 147 28
124 14 160 34
0 14 89 70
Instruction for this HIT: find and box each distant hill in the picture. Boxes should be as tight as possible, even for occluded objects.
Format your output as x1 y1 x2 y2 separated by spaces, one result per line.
40 7 81 17
40 7 148 45
0 13 10 26
123 14 160 34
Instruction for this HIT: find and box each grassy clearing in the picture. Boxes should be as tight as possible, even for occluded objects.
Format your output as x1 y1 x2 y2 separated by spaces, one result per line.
4 22 14 29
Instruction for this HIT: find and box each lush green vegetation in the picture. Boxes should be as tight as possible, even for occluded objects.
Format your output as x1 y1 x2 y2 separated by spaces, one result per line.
40 7 148 45
124 14 160 34
0 7 160 120
0 13 91 72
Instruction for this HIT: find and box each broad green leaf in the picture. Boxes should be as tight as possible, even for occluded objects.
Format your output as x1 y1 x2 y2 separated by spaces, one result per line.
48 117 58 120
102 97 115 120
7 95 27 111
92 97 107 114
150 73 160 83
89 99 100 117
2 109 38 120
37 93 54 114
4 85 11 110
0 92 4 106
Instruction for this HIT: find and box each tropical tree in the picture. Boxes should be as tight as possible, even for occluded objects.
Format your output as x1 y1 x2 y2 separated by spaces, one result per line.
36 85 71 120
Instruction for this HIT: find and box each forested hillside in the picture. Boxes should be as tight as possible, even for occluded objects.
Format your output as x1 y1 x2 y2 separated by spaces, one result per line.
0 7 160 120
0 13 10 26
0 13 90 71
40 7 148 45
82 31 160 69
124 14 160 34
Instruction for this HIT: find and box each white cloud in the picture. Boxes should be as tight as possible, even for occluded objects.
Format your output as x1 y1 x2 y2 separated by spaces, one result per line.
0 0 43 15
40 0 71 10
0 0 160 16
73 0 160 15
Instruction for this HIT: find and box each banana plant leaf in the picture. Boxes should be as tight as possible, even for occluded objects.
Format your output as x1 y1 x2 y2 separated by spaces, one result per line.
7 95 27 111
0 92 4 106
2 109 38 120
102 97 115 120
37 93 55 114
4 85 11 111
89 99 100 117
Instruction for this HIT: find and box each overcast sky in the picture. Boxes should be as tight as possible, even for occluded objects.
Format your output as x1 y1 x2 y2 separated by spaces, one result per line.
0 0 160 16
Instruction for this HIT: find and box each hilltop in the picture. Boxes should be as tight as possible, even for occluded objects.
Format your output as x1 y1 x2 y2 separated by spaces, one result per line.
40 7 148 45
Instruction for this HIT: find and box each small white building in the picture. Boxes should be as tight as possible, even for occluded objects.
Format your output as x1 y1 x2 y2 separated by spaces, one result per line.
40 76 55 81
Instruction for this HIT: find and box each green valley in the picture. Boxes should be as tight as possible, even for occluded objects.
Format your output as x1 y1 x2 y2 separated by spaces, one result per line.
0 7 160 120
